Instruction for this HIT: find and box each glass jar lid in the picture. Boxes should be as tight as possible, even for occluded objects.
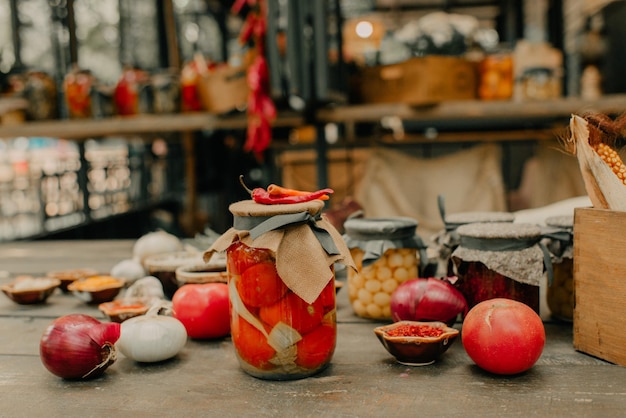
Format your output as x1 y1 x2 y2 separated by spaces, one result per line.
444 211 515 231
545 215 573 230
343 217 428 272
343 217 418 241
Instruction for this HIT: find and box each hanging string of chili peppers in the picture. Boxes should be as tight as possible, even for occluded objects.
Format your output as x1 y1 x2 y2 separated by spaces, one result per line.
232 0 277 161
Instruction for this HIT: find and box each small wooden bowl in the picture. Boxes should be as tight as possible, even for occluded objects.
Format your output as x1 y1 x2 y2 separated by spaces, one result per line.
68 275 125 304
1 277 61 305
175 263 228 286
47 268 99 292
374 320 460 366
144 251 204 299
98 298 150 323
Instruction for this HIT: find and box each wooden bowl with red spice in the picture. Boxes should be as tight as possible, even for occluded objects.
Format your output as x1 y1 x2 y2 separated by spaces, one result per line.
98 298 151 323
374 320 459 366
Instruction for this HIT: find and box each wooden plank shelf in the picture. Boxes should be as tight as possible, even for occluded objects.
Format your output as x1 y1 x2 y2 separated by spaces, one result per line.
317 94 626 124
0 111 304 140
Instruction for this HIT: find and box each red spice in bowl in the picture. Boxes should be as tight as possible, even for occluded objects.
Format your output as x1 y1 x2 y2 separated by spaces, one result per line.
374 320 459 366
385 323 445 338
98 298 150 323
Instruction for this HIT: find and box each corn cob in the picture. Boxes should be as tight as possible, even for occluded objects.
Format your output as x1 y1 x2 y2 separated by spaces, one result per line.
592 142 626 185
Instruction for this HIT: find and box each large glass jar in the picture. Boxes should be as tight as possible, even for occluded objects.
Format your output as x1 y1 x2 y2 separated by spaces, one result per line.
205 199 354 380
452 222 553 314
343 217 429 320
544 215 574 321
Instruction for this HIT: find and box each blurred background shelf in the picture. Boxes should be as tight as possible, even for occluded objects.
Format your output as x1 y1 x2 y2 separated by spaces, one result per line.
317 94 626 126
0 111 304 139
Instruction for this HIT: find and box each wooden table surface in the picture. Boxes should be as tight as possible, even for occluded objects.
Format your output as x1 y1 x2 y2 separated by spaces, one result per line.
1 240 626 417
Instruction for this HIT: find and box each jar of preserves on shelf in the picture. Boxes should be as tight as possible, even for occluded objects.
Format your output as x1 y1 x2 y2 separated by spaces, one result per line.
451 222 553 314
343 217 429 320
544 215 574 321
478 47 513 100
204 199 354 380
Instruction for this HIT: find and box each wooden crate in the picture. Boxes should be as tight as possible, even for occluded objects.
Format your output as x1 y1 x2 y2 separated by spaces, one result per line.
573 207 626 366
196 65 248 114
353 56 477 105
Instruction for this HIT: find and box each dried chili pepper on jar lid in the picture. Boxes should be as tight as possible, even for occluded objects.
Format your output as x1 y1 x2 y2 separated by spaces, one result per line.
342 217 431 320
451 222 554 314
239 175 334 205
204 199 355 380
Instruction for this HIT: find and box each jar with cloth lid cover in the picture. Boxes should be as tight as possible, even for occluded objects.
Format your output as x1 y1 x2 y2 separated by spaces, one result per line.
544 215 574 321
433 195 515 276
204 199 355 380
343 217 430 320
451 222 555 314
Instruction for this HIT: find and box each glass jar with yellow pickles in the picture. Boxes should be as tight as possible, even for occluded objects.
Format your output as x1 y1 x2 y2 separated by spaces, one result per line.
343 217 429 320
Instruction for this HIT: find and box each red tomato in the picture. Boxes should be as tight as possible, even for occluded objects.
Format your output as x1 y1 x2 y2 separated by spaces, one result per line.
296 324 336 369
461 298 545 375
318 275 336 314
227 241 273 276
172 283 230 339
259 291 324 335
236 261 289 308
231 315 275 370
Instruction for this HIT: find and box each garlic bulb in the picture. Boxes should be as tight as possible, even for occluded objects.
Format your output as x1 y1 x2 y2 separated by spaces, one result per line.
117 306 187 362
125 276 165 301
110 259 145 284
133 230 183 266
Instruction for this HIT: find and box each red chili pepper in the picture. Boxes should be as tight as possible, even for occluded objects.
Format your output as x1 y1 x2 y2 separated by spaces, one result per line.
239 12 257 45
231 0 257 15
386 324 444 338
239 176 333 205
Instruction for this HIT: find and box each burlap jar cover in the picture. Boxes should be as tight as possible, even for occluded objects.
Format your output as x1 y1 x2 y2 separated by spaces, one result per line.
433 195 515 275
204 199 355 304
451 222 553 288
342 217 429 275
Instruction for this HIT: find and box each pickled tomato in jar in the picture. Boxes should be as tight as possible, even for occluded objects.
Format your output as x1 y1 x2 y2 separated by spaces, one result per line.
226 241 336 379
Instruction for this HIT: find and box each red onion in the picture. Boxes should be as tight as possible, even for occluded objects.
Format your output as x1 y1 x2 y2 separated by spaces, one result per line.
40 314 121 380
390 278 468 326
